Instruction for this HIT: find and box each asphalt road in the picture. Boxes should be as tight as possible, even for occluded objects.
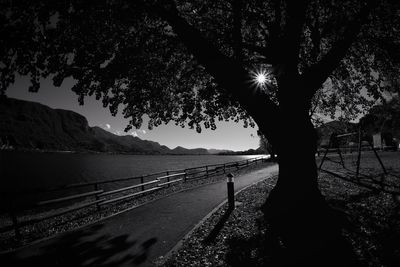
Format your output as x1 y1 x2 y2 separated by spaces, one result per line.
1 164 278 267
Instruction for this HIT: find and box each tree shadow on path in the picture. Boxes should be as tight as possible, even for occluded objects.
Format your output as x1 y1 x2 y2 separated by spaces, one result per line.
202 207 233 245
224 218 360 267
224 216 289 267
1 224 158 267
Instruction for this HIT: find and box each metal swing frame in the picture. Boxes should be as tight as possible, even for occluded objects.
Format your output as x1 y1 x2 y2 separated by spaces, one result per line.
318 128 388 184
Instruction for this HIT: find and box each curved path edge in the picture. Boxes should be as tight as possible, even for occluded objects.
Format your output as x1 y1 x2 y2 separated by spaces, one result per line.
157 172 278 266
1 164 278 267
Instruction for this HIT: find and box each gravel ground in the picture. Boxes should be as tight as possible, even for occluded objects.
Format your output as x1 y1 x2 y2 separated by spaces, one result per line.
160 151 400 267
0 160 274 252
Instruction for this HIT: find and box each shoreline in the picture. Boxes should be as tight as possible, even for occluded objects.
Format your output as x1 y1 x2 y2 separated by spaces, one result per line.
0 162 275 252
0 148 268 156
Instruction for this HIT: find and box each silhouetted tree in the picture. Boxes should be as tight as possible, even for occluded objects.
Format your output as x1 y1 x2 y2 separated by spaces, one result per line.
360 95 400 140
258 130 276 160
2 0 399 264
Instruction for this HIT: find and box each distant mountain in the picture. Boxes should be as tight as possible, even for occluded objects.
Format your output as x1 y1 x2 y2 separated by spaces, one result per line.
91 126 173 154
0 97 97 151
216 148 266 155
207 148 234 154
171 146 209 155
0 97 209 154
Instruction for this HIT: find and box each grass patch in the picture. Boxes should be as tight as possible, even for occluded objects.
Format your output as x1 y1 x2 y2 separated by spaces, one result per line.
160 152 400 266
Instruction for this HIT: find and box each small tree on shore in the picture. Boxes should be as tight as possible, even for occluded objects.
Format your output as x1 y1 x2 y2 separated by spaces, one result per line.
258 130 276 160
1 0 399 264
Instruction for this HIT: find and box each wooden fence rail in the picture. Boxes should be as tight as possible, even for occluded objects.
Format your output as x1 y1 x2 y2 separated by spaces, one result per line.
0 156 268 237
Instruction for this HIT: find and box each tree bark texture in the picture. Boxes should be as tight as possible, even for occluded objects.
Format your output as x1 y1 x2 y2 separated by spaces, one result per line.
259 83 360 266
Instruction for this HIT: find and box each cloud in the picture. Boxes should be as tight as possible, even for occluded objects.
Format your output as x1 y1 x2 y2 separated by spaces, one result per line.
127 129 145 137
99 123 111 130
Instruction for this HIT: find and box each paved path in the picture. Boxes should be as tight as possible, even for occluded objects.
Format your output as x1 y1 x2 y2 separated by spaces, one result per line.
1 164 278 267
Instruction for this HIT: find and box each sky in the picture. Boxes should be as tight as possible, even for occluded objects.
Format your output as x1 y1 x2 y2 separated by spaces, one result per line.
6 76 260 151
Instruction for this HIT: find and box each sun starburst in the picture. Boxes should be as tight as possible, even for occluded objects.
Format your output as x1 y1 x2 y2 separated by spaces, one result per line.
251 68 271 88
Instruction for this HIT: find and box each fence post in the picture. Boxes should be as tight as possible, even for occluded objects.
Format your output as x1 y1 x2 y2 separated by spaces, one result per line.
184 171 187 182
227 173 235 210
94 184 101 211
246 159 249 166
140 176 145 191
9 211 20 239
355 130 362 181
223 164 226 174
368 140 388 176
166 171 170 187
206 166 209 177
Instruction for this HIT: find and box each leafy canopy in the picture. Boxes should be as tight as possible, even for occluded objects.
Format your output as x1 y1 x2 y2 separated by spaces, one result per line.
1 0 399 132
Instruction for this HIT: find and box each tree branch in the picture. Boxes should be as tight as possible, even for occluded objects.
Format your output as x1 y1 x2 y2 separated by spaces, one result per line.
244 0 282 65
150 1 281 143
273 0 282 28
308 4 321 61
302 0 378 99
280 0 309 68
232 0 243 61
268 0 282 42
243 43 277 63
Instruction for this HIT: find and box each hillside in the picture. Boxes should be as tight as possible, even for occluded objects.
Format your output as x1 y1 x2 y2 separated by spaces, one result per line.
91 126 172 154
0 97 97 151
207 149 234 155
170 146 210 155
0 97 210 154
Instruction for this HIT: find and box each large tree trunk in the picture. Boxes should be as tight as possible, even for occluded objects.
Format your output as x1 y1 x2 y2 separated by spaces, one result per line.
261 107 359 266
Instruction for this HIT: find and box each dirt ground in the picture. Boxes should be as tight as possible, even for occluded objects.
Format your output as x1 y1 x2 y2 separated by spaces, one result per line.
162 151 400 266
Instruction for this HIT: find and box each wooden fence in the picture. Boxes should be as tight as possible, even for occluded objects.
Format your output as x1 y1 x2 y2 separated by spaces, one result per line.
0 156 268 238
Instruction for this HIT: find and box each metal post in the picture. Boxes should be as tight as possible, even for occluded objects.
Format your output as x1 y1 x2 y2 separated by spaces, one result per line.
140 176 145 191
94 184 100 211
356 130 362 181
368 141 388 175
166 171 170 187
337 148 345 168
319 136 332 170
227 173 235 210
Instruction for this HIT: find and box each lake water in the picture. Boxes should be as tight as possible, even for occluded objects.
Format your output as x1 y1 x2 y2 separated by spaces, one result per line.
0 151 266 193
